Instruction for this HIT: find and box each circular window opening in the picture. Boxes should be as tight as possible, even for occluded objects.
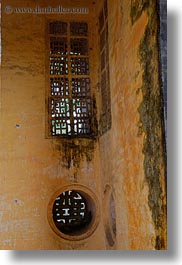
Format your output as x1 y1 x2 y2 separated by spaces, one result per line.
53 190 91 235
48 185 100 241
103 184 116 247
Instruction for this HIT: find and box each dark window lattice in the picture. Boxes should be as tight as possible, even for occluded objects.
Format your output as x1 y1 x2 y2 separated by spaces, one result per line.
49 21 67 35
70 22 88 36
48 21 92 137
50 37 68 55
71 57 89 75
52 190 92 234
50 78 69 97
72 78 90 98
70 38 88 55
50 57 68 75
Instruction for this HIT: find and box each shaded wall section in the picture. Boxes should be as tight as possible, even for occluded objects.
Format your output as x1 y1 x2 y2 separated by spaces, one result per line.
159 0 167 132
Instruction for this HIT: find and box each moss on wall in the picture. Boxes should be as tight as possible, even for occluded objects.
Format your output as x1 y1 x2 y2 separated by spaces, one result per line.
131 0 167 249
130 0 149 25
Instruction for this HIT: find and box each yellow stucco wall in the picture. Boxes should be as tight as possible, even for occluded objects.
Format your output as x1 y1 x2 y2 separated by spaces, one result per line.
0 0 166 250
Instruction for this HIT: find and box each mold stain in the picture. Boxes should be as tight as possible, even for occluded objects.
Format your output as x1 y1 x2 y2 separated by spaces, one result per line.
55 138 96 170
131 0 167 249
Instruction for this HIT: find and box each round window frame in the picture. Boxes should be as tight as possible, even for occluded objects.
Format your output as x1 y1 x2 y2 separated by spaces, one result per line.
103 184 116 247
47 184 100 241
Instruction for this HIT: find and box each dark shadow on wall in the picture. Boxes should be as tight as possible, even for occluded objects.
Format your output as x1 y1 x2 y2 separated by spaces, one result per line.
7 11 178 261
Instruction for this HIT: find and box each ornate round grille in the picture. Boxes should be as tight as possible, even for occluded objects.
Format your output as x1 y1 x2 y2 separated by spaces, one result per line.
52 190 92 235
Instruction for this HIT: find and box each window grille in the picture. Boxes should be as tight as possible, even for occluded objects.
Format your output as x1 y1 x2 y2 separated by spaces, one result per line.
52 190 92 235
48 21 93 137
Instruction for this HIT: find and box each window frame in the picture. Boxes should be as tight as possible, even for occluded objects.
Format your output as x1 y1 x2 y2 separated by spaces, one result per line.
45 19 97 139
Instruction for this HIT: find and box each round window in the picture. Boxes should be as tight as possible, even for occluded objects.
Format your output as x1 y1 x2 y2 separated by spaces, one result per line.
53 190 91 235
103 184 116 247
48 185 100 241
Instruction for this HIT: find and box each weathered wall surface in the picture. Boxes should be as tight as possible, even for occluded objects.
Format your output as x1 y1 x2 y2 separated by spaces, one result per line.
97 0 167 249
0 0 105 250
0 0 166 250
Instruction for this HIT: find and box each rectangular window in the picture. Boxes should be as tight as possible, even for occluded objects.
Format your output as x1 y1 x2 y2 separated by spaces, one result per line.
48 21 93 137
